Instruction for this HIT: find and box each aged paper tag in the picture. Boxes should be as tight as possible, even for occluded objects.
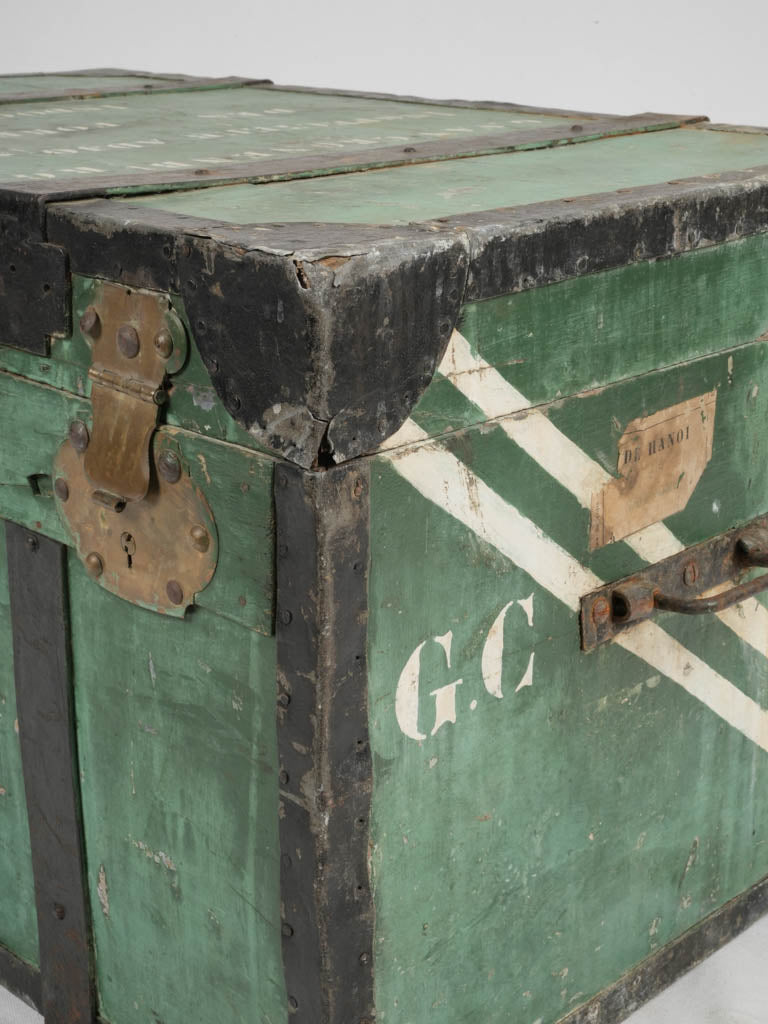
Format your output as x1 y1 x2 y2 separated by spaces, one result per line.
590 390 717 550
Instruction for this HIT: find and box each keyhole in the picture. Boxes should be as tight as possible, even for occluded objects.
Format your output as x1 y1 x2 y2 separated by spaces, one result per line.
120 532 136 569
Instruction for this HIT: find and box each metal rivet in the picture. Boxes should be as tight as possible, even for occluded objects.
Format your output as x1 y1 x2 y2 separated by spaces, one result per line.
116 324 140 359
166 580 184 606
683 562 699 586
281 922 294 937
54 478 70 502
571 123 584 133
279 769 289 785
190 525 210 553
153 389 168 406
277 692 291 708
157 450 181 484
25 535 39 553
359 952 370 965
353 561 364 574
280 609 293 625
278 475 288 489
85 552 103 578
53 903 66 920
288 997 298 1010
353 478 364 498
69 420 90 453
79 307 101 338
591 596 611 624
154 328 173 359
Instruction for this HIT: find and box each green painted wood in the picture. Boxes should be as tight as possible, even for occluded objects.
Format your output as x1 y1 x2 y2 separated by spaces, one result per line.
401 234 768 442
0 87 570 185
66 554 285 1023
125 126 768 225
0 527 39 968
0 276 277 457
367 336 768 1024
0 369 275 635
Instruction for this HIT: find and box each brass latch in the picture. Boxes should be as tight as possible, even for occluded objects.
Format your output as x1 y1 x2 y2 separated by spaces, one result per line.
53 282 217 615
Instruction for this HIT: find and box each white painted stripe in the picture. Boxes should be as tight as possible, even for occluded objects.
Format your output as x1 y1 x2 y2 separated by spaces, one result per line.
387 431 768 752
616 622 768 751
432 330 768 657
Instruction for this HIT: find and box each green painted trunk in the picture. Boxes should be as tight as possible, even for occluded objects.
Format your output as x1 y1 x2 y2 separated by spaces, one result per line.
3 70 768 1024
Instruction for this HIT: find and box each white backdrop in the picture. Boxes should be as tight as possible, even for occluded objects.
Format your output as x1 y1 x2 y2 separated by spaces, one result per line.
1 0 766 126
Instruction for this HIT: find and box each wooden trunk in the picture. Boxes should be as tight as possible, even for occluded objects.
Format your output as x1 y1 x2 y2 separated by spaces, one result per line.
2 70 768 1024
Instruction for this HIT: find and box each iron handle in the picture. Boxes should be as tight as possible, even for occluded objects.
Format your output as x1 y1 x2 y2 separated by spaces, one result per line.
613 530 768 621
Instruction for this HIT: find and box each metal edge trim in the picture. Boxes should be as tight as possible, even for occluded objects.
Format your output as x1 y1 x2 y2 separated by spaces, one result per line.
274 463 375 1022
5 524 96 1022
0 113 694 199
561 871 768 1024
0 77 270 106
0 945 42 1013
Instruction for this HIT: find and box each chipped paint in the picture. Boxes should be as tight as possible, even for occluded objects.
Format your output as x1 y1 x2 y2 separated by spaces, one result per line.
185 383 217 411
97 864 110 917
130 838 177 872
196 452 212 484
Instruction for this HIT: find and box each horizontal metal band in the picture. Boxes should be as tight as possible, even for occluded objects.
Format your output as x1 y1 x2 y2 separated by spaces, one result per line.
561 871 768 1024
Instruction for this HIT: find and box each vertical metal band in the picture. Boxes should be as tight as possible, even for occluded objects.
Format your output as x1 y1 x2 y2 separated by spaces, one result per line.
275 463 374 1023
5 523 95 1024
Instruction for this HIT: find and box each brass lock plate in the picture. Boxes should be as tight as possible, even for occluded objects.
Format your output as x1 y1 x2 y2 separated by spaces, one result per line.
53 280 217 615
54 438 217 616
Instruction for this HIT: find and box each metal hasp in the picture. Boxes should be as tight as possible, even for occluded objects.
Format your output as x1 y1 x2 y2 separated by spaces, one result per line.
581 517 768 650
53 282 218 615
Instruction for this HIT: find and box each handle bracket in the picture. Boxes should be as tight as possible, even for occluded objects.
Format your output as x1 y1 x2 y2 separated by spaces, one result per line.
581 518 768 651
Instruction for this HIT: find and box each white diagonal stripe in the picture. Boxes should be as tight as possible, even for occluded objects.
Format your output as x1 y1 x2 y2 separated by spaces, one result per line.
386 427 768 752
422 330 768 657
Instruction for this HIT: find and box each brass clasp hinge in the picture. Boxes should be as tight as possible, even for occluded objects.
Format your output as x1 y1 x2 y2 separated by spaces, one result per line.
53 282 218 616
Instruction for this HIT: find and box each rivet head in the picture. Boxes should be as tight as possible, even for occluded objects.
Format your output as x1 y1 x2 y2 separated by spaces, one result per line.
591 596 611 624
281 922 294 938
166 580 184 606
157 450 181 484
85 552 103 578
54 478 70 502
683 562 699 587
25 535 39 553
359 951 371 965
280 609 293 625
288 996 298 1010
116 324 140 359
279 769 289 785
190 525 210 552
79 307 101 338
53 903 66 920
154 328 174 359
277 692 291 708
69 420 90 453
